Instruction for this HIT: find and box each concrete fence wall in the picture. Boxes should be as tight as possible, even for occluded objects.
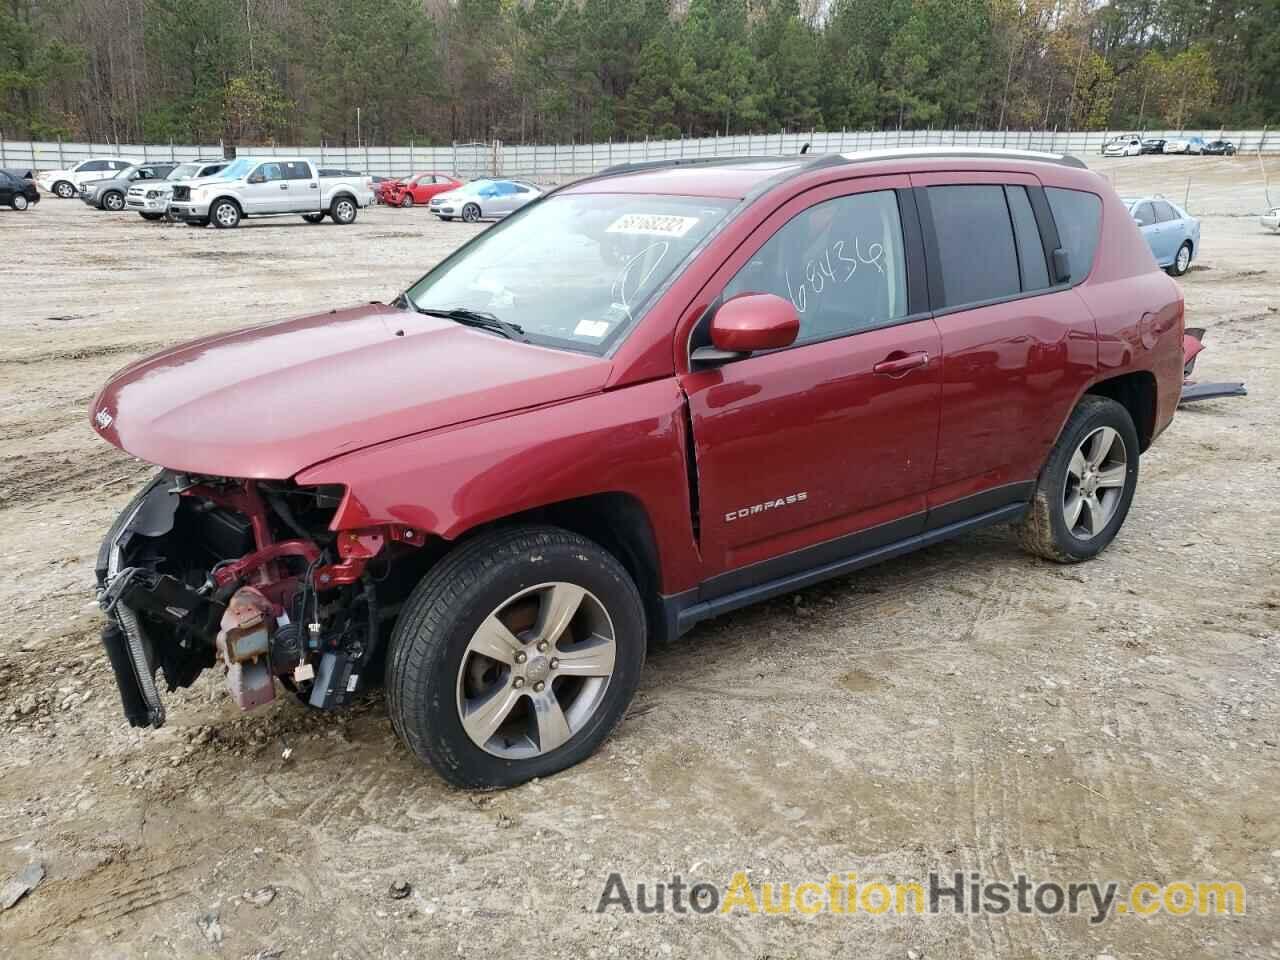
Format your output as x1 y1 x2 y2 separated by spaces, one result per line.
1 128 1272 182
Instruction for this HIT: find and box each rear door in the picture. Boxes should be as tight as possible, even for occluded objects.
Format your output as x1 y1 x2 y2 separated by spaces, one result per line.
910 173 1099 514
679 176 942 589
283 161 318 211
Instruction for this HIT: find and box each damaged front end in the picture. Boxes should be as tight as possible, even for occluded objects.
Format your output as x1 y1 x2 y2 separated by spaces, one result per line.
96 471 421 728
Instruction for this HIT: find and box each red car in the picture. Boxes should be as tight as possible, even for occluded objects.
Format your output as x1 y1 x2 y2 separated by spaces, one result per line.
91 148 1183 788
379 172 461 207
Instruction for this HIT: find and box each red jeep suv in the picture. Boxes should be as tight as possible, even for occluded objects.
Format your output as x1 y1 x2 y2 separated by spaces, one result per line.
91 148 1183 788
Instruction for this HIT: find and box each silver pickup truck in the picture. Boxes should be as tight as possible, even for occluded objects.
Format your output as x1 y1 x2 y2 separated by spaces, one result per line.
168 157 375 228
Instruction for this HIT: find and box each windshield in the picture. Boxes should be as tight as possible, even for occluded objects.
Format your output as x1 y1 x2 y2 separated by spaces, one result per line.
405 193 736 353
169 163 203 180
208 158 255 180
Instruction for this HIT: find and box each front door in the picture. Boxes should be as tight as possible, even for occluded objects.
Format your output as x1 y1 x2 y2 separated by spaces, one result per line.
242 161 288 214
679 178 942 594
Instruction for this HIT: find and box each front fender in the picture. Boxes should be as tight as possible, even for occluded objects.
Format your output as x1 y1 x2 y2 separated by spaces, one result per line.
295 379 703 593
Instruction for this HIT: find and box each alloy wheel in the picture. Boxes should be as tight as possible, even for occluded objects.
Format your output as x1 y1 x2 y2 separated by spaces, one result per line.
13 195 28 211
335 199 355 222
456 582 617 759
55 182 75 198
1063 426 1127 539
1176 244 1191 274
214 202 239 227
104 192 124 211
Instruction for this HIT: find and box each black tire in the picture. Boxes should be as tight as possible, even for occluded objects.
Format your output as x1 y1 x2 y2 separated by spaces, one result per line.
1017 396 1140 563
12 194 29 211
400 195 414 208
302 213 326 223
139 212 164 221
185 218 210 227
102 190 125 212
387 525 646 789
331 194 358 224
438 216 453 222
462 203 480 223
53 180 75 199
1167 241 1193 277
210 199 241 228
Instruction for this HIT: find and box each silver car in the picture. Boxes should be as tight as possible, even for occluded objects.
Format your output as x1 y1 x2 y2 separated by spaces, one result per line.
429 179 542 222
79 162 177 211
127 159 229 220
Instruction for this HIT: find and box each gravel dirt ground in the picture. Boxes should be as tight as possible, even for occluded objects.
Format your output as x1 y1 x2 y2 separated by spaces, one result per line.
0 155 1277 960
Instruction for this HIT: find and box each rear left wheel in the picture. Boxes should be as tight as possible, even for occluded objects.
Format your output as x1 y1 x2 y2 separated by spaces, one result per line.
387 525 645 789
331 196 358 224
1018 396 1139 563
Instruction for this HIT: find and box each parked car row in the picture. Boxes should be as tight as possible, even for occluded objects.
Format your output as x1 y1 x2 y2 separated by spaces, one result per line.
1101 134 1237 157
22 154 544 227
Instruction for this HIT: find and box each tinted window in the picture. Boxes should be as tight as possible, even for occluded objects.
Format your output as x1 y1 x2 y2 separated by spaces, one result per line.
283 161 311 180
1006 186 1050 291
1153 201 1178 223
928 185 1020 306
80 160 109 172
1132 202 1154 227
111 160 130 170
1046 188 1103 283
723 190 908 343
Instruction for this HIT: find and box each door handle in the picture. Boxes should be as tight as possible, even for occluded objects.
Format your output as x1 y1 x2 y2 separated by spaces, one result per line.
279 183 289 190
873 351 930 377
309 182 318 189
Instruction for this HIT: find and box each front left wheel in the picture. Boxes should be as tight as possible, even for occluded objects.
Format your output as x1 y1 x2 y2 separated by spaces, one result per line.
387 525 646 789
462 203 481 223
211 200 241 228
102 190 125 211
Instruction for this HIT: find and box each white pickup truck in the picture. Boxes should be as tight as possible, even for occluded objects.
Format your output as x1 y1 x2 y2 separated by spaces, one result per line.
167 157 375 228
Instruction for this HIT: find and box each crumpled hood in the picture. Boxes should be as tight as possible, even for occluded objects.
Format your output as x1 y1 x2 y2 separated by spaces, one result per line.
90 303 612 478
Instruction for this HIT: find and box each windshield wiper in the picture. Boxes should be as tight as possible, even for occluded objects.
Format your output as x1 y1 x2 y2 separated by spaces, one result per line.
407 302 527 342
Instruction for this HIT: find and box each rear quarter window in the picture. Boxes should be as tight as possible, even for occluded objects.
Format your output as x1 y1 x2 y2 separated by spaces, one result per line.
1045 187 1103 283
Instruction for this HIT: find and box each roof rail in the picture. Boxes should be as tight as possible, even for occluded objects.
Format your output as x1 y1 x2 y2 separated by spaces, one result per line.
597 154 820 177
836 146 1088 169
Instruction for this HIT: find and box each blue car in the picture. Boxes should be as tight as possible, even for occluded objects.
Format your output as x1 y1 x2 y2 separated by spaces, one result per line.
1125 196 1200 276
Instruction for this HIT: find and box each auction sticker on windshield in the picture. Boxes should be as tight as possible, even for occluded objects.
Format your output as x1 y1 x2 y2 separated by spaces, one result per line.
607 213 700 237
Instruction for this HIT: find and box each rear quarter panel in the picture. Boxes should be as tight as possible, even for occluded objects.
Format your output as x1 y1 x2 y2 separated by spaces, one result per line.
1071 185 1184 441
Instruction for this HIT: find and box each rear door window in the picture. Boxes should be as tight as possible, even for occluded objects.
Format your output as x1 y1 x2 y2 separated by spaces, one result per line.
283 161 311 180
1153 200 1179 222
927 185 1021 307
1046 187 1103 282
1005 186 1050 291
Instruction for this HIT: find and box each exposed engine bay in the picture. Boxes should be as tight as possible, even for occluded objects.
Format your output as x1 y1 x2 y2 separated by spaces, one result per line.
95 471 425 728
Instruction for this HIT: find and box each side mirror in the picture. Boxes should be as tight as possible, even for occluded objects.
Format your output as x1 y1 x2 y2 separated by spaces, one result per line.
1051 248 1071 284
692 293 800 367
248 172 266 184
